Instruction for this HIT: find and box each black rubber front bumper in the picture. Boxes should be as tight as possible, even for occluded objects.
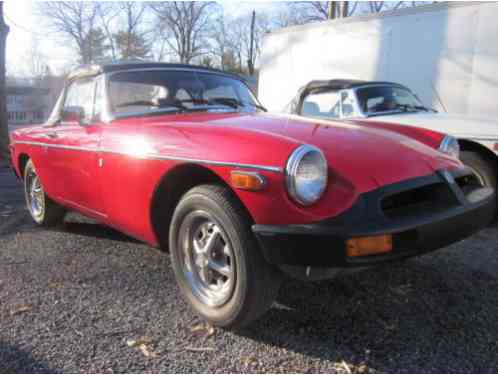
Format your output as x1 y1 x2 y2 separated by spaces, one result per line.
253 169 496 267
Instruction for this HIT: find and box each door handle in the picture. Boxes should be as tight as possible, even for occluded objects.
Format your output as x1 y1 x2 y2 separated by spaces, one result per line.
47 132 58 139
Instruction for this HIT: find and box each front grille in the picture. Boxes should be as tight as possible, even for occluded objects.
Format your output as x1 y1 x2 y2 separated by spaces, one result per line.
381 182 458 220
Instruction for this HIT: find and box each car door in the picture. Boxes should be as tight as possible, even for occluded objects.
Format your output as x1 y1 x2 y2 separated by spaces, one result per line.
49 76 106 219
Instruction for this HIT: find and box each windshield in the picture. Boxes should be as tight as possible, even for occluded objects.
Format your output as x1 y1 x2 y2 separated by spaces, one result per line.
301 90 342 119
355 85 426 116
108 70 263 118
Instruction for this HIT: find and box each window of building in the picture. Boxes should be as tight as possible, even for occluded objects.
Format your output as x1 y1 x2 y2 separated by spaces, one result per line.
15 112 26 121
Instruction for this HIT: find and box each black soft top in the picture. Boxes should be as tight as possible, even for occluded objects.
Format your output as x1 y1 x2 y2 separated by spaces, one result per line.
67 61 244 81
301 79 408 93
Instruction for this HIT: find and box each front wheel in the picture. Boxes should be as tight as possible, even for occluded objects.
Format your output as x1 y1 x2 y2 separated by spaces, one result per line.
24 160 65 226
169 184 281 329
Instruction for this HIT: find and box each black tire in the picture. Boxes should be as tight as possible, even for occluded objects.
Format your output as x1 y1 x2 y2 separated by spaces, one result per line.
24 159 65 226
169 184 281 329
460 151 497 188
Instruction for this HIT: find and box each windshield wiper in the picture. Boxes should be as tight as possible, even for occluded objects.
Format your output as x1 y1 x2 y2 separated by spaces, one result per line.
185 97 267 112
394 104 436 113
413 105 437 113
208 97 267 112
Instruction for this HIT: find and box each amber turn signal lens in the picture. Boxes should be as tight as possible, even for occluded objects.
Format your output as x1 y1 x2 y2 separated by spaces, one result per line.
230 171 266 191
346 235 393 257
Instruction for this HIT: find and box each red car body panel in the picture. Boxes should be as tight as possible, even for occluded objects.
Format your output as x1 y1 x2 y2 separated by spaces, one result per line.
10 111 461 247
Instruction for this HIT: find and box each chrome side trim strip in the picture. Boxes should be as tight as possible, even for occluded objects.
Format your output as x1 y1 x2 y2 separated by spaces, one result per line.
13 141 283 173
145 154 282 172
14 141 98 153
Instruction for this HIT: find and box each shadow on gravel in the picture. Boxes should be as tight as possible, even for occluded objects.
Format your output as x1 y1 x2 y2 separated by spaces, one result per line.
0 342 57 373
238 259 498 372
55 221 141 244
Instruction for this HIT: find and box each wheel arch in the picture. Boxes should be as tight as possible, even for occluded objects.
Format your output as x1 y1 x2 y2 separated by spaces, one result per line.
17 153 30 179
458 138 498 168
149 163 254 251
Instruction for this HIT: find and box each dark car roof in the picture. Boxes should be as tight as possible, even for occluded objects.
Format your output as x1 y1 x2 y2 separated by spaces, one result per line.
67 61 244 81
301 79 408 93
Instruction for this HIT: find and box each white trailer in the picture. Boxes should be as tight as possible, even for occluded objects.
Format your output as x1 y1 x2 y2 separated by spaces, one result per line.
259 2 498 117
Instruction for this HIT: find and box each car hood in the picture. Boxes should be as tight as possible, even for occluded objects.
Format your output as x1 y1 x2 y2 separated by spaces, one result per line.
366 112 498 139
145 112 461 193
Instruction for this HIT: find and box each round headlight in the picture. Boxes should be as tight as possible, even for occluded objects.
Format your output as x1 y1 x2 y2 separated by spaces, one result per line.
286 145 328 206
439 135 460 159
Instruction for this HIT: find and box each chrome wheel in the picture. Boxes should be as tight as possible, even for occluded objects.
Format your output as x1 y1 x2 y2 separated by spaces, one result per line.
179 212 235 307
26 168 44 220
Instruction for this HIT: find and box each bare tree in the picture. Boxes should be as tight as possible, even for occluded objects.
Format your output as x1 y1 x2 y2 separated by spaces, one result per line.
213 11 271 75
29 37 49 81
150 1 216 64
37 2 109 64
289 2 357 22
210 14 230 70
114 2 151 60
272 6 306 28
368 1 427 13
0 3 9 165
98 3 121 61
287 1 414 22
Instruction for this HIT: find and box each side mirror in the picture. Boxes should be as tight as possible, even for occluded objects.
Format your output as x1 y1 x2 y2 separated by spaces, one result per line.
61 106 85 125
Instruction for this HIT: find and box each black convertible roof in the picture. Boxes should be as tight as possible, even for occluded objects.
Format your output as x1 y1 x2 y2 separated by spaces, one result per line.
67 61 243 81
301 79 408 93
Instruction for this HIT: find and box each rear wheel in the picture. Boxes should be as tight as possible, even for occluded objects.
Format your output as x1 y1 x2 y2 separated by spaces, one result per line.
24 160 65 226
169 184 281 329
460 151 496 188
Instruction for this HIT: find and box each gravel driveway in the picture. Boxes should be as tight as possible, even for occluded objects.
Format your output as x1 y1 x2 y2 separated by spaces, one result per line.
1 167 498 373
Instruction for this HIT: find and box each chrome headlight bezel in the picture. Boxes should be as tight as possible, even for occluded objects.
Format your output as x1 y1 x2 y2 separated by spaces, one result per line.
285 144 328 206
439 135 460 159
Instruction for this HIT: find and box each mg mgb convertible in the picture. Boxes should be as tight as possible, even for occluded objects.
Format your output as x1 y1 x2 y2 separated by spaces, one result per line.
9 63 495 328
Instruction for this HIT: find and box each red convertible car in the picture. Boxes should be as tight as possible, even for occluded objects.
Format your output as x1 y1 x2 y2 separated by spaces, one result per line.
9 62 495 328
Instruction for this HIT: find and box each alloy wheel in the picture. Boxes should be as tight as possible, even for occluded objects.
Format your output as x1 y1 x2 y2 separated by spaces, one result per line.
179 211 236 307
26 168 44 220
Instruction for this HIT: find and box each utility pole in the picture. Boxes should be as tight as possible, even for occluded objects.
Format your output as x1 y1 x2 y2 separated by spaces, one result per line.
0 3 9 166
247 10 256 76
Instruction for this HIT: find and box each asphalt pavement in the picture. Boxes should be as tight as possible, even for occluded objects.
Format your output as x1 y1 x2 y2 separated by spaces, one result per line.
1 166 498 373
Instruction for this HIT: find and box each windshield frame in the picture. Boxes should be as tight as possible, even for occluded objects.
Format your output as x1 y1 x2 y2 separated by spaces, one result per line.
102 68 263 121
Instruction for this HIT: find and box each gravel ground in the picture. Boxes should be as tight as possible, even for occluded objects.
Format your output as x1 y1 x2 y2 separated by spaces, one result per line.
1 167 498 373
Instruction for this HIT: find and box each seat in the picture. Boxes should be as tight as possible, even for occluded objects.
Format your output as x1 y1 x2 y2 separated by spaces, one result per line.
342 104 354 117
302 101 321 116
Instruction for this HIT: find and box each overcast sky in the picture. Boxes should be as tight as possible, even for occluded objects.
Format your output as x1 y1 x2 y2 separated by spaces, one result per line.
4 0 284 77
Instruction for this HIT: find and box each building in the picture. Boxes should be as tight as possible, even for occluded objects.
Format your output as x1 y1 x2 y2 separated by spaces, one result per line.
7 86 51 125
